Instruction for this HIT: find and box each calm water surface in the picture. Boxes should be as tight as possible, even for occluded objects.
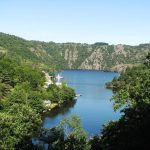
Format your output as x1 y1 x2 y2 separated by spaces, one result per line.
43 70 121 136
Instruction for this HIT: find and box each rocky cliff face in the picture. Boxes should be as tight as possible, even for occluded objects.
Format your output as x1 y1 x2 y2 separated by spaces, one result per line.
58 43 150 72
79 48 104 70
64 48 78 69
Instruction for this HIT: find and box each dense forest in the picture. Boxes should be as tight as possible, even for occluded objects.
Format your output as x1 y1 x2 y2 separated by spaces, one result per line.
0 32 150 149
0 54 75 149
0 32 150 72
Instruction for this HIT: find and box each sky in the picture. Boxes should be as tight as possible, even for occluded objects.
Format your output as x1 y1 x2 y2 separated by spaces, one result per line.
0 0 150 45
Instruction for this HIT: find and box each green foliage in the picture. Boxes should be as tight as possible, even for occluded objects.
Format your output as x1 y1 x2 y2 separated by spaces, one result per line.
0 80 5 100
47 83 75 104
0 105 41 150
98 103 150 150
0 56 45 89
38 115 90 150
93 42 109 46
59 115 87 139
0 56 44 149
93 54 150 150
0 54 76 150
109 65 150 111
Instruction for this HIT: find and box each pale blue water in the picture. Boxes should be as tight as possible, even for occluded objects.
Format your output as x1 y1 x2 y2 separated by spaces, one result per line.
42 70 120 136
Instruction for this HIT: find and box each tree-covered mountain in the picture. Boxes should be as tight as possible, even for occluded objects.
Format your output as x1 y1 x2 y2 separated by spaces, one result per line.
0 32 150 72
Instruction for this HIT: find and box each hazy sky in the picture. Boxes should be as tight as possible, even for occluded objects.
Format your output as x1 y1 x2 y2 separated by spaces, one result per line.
0 0 150 44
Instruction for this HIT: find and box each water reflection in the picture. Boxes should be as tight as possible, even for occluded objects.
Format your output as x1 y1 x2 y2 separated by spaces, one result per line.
42 100 76 128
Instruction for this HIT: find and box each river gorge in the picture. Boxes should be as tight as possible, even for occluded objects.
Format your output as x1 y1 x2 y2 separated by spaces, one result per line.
42 70 121 136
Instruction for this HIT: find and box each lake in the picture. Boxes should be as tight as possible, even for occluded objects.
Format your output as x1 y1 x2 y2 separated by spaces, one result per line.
42 70 121 136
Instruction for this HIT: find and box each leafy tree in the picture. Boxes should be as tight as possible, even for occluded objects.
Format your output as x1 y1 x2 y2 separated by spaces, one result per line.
37 115 90 150
0 104 42 150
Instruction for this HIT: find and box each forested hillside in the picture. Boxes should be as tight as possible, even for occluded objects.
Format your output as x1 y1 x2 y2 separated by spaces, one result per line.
0 55 75 149
0 32 150 72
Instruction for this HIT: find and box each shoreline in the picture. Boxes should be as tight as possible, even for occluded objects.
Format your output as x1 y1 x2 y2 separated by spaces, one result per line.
42 98 77 113
61 69 119 73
